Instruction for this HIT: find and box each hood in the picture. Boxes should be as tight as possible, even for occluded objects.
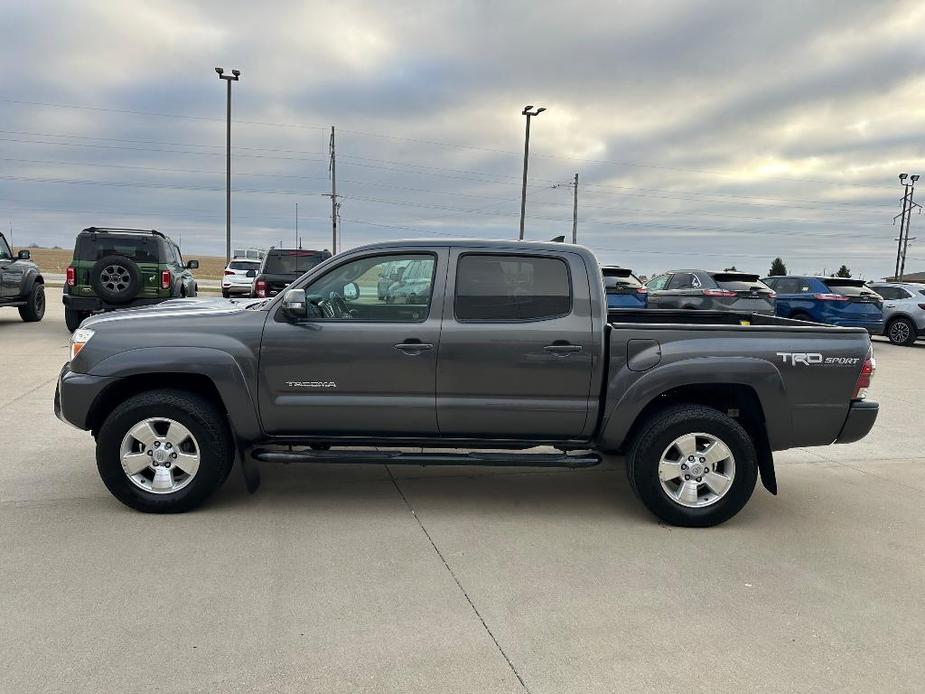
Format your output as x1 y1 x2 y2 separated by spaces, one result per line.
83 296 264 328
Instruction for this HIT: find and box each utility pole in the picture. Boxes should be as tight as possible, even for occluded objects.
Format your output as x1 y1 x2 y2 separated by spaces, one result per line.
215 67 241 265
322 126 341 254
571 172 579 244
894 173 920 280
519 105 546 240
295 202 299 248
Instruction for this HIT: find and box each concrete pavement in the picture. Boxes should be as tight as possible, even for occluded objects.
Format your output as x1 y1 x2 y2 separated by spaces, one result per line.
1 291 923 693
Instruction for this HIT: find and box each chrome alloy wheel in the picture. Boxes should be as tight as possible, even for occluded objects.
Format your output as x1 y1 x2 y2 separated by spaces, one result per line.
119 418 201 494
100 264 131 293
658 432 735 508
889 320 911 344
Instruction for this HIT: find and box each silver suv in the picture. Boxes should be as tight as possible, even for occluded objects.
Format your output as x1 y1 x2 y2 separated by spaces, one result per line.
867 282 925 346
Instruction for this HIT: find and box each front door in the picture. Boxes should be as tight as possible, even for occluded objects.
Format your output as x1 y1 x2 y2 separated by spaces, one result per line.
435 249 594 438
258 249 447 436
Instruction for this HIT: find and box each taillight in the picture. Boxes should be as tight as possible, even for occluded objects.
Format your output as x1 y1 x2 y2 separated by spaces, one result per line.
918 304 925 310
161 269 171 289
66 266 76 286
224 270 235 276
703 289 736 297
852 346 876 400
636 287 647 294
255 278 267 298
814 293 848 301
767 292 777 299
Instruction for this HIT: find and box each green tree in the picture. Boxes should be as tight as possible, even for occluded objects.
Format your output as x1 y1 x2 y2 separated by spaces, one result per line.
835 265 852 278
768 257 787 276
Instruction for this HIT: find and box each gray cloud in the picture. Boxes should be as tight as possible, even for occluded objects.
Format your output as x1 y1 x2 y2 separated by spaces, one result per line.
1 0 924 279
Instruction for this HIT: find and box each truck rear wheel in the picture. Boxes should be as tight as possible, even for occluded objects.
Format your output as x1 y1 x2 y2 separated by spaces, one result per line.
96 389 233 513
626 405 758 527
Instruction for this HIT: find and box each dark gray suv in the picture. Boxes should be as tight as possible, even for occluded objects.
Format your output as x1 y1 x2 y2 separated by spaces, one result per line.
646 270 776 315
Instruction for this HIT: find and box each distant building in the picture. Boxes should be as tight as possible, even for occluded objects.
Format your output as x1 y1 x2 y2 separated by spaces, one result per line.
233 248 266 260
881 271 925 282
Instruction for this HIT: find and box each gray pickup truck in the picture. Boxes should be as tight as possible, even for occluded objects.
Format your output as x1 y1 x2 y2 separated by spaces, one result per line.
55 240 878 526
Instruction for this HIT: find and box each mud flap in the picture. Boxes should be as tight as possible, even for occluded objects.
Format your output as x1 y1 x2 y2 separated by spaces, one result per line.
757 444 777 495
239 449 261 494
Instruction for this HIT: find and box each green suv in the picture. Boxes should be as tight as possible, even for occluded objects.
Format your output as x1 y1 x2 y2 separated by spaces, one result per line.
63 227 199 331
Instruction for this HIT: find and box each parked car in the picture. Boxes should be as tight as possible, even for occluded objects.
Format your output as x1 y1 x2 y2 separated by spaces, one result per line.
222 258 260 298
866 282 925 346
761 276 883 334
56 239 878 527
646 270 776 315
62 227 199 332
377 260 406 300
253 248 332 298
0 232 45 322
384 257 434 304
602 266 647 309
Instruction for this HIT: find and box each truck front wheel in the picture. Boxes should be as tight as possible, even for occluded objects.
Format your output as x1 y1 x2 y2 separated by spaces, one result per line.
96 389 233 513
626 405 758 527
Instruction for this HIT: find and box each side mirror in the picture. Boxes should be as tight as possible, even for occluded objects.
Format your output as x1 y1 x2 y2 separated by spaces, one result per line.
246 269 256 278
17 250 30 260
281 289 308 320
343 282 360 301
186 259 200 269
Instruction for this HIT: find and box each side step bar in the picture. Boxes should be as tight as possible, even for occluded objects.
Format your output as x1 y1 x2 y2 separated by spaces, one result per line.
251 448 602 469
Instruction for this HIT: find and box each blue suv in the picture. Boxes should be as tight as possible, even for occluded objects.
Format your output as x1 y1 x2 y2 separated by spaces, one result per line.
602 266 647 309
761 275 883 333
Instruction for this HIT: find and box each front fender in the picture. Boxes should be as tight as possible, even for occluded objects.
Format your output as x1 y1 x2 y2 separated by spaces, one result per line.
88 346 262 441
598 357 791 451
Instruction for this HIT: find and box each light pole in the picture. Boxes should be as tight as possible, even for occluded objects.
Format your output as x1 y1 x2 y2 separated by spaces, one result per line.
519 105 545 240
216 67 241 265
894 173 920 281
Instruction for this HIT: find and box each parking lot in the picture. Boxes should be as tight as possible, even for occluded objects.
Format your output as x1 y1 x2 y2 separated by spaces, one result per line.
2 289 923 693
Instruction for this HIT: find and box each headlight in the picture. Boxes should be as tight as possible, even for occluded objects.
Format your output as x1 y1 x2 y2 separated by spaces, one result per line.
70 328 95 361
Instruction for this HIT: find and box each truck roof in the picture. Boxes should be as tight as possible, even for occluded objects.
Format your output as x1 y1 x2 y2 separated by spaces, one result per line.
349 238 592 254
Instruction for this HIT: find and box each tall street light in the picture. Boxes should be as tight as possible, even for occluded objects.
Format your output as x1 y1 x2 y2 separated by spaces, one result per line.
518 105 545 240
216 67 241 264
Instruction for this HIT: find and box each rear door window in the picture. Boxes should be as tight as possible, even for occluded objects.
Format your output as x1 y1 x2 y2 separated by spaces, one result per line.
455 254 571 321
667 273 694 290
775 278 802 294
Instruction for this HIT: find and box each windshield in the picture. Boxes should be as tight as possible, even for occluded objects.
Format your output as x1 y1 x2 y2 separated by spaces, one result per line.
263 252 326 275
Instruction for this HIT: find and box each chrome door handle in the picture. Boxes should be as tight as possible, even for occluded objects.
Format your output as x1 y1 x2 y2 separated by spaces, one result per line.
544 344 583 354
394 342 433 353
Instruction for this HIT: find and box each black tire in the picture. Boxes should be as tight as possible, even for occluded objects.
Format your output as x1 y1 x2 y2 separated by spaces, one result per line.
64 307 90 332
96 389 233 513
791 311 812 322
886 317 917 346
91 255 141 305
18 283 45 322
626 404 758 527
222 289 230 298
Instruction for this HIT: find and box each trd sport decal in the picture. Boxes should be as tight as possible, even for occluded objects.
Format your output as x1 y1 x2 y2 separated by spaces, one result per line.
776 352 860 366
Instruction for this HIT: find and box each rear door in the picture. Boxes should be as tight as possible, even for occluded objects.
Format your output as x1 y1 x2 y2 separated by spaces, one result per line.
0 234 14 298
645 273 671 308
662 272 699 308
435 250 594 438
709 272 776 314
820 278 883 323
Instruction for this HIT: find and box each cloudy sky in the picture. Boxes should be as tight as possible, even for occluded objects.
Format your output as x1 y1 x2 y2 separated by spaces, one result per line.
2 0 925 278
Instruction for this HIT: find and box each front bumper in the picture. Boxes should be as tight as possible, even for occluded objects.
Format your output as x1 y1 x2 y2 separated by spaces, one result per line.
55 363 114 431
834 400 879 444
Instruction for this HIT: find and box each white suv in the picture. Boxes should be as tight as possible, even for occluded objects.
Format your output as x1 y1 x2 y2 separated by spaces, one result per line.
868 282 925 346
222 259 260 298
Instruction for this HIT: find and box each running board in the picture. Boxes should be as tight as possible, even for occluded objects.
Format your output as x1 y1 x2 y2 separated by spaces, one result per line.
250 448 602 469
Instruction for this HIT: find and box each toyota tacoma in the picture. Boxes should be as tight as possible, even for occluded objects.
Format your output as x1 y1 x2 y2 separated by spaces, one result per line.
55 240 878 526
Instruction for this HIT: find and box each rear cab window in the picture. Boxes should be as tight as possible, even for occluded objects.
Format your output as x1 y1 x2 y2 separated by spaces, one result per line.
263 251 327 275
455 254 571 321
